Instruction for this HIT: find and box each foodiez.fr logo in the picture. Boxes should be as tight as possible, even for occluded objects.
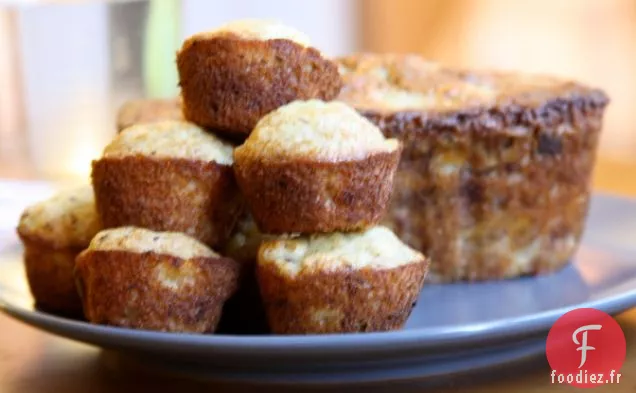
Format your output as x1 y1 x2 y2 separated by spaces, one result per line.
546 308 626 388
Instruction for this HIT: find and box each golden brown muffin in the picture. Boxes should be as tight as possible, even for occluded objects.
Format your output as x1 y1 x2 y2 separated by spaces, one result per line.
92 120 243 248
217 213 272 334
176 19 342 137
75 227 240 333
16 185 101 316
116 98 183 132
257 226 428 334
336 53 610 282
233 99 402 234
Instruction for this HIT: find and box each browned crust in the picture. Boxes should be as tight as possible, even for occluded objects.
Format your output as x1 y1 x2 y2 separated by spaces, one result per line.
177 35 343 137
75 250 240 333
335 54 609 281
359 98 608 140
17 235 83 316
116 98 183 132
336 53 609 133
373 106 605 282
91 156 244 248
233 150 401 234
257 259 428 334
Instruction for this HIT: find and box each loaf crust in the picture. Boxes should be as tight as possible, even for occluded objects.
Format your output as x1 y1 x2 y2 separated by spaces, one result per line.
257 258 428 334
92 156 243 248
337 53 610 281
233 150 401 234
75 250 239 332
177 34 342 137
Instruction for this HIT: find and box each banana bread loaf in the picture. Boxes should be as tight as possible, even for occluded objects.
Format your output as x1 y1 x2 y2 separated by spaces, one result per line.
336 53 609 282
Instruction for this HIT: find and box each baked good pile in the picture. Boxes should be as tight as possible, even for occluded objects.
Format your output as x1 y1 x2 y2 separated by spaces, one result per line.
16 19 609 335
16 19 428 335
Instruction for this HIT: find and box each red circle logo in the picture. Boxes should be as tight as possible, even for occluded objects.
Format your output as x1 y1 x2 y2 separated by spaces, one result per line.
546 308 626 388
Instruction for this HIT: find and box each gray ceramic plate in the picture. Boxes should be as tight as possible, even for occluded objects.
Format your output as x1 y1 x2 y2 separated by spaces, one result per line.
1 189 636 384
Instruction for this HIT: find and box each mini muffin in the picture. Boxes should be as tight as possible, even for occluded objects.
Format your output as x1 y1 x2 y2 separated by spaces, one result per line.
92 120 243 248
233 99 402 234
176 19 342 137
116 98 182 132
217 213 272 334
257 226 428 334
75 227 240 333
16 185 101 316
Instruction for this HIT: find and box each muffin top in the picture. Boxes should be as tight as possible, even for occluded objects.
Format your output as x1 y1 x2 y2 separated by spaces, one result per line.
260 226 424 276
116 98 182 132
103 121 234 165
189 19 310 46
234 100 399 162
17 185 101 248
336 53 609 113
87 227 218 260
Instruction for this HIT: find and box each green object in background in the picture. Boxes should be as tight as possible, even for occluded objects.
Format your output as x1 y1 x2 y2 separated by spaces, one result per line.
143 0 181 98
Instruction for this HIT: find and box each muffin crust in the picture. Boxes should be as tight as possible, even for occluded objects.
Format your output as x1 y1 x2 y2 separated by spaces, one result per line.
107 121 233 164
234 100 401 233
93 121 242 248
257 227 428 334
87 227 217 259
92 157 243 248
177 21 342 136
261 226 422 275
236 100 399 161
17 185 100 248
16 185 101 315
76 227 240 333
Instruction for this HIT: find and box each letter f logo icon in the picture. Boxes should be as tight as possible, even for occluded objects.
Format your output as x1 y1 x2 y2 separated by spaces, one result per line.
573 324 602 368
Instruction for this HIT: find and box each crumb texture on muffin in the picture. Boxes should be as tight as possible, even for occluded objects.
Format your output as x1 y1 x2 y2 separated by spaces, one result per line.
191 19 310 46
17 185 100 247
236 100 399 162
337 53 607 113
104 121 234 164
260 226 424 275
88 227 218 260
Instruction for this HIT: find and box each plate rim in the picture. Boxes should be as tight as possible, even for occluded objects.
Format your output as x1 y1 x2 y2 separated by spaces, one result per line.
97 337 548 385
2 276 636 356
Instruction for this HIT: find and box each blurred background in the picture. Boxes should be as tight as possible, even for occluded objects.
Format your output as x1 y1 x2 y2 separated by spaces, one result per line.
0 0 635 183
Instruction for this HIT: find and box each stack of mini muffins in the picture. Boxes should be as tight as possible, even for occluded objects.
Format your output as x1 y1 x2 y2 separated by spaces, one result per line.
16 19 429 335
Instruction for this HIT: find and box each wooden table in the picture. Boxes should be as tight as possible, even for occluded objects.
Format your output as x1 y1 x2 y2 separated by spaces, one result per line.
0 157 635 392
